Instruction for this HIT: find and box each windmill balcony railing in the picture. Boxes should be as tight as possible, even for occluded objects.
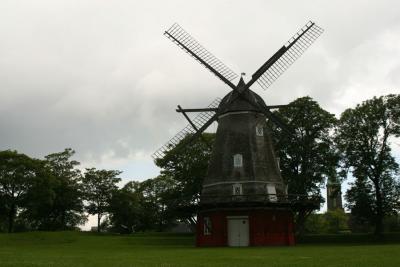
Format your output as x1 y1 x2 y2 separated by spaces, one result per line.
200 193 321 208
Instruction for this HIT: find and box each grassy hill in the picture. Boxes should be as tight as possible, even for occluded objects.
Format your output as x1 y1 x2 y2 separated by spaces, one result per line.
0 232 399 267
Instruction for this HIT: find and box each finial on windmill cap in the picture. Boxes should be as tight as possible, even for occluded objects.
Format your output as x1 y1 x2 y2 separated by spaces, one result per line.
238 76 245 86
239 73 246 84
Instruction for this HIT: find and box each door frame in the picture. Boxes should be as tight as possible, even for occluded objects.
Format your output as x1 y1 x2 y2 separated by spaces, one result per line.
226 215 249 247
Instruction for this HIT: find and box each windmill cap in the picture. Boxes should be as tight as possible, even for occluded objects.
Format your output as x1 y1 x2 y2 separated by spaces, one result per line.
218 88 267 115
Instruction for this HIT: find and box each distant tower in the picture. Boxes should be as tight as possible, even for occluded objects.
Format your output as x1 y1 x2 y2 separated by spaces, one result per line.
327 176 343 211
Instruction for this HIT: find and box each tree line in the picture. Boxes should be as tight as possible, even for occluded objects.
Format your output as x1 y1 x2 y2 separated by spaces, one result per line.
272 94 400 236
0 148 197 233
1 94 399 236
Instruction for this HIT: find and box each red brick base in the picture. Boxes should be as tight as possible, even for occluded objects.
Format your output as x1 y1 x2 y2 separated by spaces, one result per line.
196 209 295 246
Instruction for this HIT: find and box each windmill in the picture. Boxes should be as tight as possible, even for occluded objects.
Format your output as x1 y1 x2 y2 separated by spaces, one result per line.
153 21 323 246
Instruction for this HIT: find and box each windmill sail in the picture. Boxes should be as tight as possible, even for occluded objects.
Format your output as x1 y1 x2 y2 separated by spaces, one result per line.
164 23 238 89
250 21 324 90
152 98 221 160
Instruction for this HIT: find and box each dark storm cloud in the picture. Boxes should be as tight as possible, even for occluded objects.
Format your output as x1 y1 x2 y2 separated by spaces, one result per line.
0 0 399 179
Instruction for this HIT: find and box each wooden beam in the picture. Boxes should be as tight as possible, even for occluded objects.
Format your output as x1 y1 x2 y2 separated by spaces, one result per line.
177 105 198 131
176 108 218 113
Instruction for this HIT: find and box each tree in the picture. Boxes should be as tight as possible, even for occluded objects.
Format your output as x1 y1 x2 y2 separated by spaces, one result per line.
303 213 327 234
273 97 338 196
155 133 215 227
0 150 39 232
272 97 339 233
44 148 86 230
345 176 375 232
0 192 7 231
336 94 400 236
304 210 348 234
138 175 180 231
108 181 143 233
324 209 348 234
18 160 57 231
82 168 121 232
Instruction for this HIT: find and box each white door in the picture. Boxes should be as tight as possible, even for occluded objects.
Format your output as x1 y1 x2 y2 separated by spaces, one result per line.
227 217 249 247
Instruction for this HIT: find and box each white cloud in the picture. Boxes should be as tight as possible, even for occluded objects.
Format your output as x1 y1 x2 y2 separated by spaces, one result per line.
0 0 399 188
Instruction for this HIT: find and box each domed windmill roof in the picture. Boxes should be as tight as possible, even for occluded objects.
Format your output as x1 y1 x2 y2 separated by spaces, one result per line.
218 77 268 115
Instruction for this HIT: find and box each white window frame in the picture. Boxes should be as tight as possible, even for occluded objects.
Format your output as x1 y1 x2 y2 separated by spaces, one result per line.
267 184 277 202
256 124 264 136
232 183 243 195
233 154 243 168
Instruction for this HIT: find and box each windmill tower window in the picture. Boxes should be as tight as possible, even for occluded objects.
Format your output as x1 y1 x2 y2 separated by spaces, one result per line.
232 183 243 195
233 154 243 168
203 217 212 235
267 184 277 202
256 125 264 136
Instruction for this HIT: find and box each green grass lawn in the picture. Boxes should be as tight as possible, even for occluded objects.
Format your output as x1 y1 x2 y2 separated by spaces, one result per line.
0 232 399 267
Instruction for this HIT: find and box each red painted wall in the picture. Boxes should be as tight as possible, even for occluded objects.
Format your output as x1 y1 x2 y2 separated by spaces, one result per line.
196 212 227 246
196 209 294 246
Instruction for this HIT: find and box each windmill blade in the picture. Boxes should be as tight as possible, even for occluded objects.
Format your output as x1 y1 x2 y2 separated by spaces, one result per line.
247 21 324 91
152 98 221 160
164 23 238 90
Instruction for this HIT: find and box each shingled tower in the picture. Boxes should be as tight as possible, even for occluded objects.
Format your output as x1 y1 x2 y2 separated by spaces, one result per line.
153 21 324 246
202 80 285 201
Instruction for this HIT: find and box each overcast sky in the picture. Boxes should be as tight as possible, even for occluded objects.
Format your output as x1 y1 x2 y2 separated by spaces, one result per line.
1 0 399 186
